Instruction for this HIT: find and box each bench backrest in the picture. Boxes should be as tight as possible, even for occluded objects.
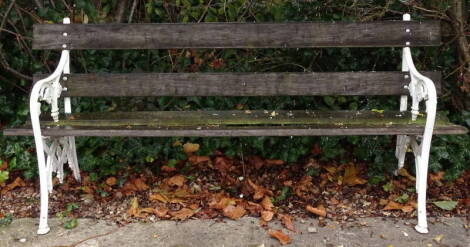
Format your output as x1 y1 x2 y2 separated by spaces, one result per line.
33 20 442 97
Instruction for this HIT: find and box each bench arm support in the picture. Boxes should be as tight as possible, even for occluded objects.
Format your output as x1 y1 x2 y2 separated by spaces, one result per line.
402 46 437 234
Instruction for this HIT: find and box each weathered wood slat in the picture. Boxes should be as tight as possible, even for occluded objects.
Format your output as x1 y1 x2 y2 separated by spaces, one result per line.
33 21 441 50
4 110 467 136
39 110 449 127
3 125 467 137
34 72 442 97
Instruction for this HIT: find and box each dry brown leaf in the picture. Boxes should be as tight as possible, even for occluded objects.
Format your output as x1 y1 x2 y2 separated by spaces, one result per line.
223 205 246 220
279 214 295 232
383 201 402 210
248 179 272 201
398 168 416 181
245 201 263 215
261 196 274 211
401 205 414 213
161 166 177 172
214 157 232 173
127 197 140 217
249 156 264 170
379 199 389 206
170 208 195 220
324 165 337 175
149 193 169 203
294 175 319 199
105 177 117 186
134 178 149 190
268 229 291 245
343 163 367 186
2 177 26 193
188 155 210 164
153 207 169 218
265 159 284 166
210 197 236 210
261 211 274 222
306 205 327 217
166 175 186 187
183 143 200 153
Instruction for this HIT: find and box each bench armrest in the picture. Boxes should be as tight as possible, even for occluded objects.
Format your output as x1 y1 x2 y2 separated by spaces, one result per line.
30 50 69 122
402 47 438 123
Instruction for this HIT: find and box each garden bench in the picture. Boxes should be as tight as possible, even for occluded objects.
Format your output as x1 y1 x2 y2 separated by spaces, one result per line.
3 14 468 235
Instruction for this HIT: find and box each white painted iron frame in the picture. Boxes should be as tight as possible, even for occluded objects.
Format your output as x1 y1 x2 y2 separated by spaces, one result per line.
395 14 438 234
30 15 437 235
30 18 80 235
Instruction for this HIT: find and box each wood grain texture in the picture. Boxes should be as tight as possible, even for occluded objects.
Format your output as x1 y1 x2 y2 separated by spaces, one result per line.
4 110 467 136
35 110 450 127
33 21 441 50
3 125 467 137
34 72 442 97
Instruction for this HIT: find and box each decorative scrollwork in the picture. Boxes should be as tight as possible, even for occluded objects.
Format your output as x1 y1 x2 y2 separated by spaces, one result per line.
42 136 80 192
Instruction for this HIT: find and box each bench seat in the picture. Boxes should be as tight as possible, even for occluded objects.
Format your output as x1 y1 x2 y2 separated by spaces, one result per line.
4 110 467 137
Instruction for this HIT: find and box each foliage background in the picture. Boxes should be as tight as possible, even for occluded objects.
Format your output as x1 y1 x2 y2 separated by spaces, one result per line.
0 0 469 182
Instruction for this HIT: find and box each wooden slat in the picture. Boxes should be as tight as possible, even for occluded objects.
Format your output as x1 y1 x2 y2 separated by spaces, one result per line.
33 21 441 50
3 125 467 137
38 110 449 127
4 110 467 136
34 72 442 97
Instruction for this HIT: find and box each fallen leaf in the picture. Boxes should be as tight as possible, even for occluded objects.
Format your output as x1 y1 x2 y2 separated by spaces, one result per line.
105 177 117 186
210 196 236 210
398 168 416 181
149 193 169 203
166 175 186 187
183 143 200 153
223 205 246 220
268 229 291 245
265 159 284 166
429 171 445 184
188 155 210 164
127 197 140 217
433 201 458 211
214 157 232 174
249 156 264 170
153 207 169 218
2 177 26 193
279 214 295 232
161 166 177 172
170 208 195 220
122 178 149 194
294 175 319 199
261 211 274 222
261 196 274 211
343 163 367 186
383 201 414 213
248 179 272 200
133 178 149 190
433 234 444 243
306 205 326 217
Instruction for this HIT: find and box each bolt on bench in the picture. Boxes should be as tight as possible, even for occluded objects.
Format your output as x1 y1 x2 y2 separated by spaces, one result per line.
3 14 468 235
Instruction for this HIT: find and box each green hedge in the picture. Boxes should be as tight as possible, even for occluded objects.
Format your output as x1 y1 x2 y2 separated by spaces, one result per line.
1 0 469 181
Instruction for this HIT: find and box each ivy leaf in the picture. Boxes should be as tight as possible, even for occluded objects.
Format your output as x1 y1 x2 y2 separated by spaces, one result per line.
0 214 13 227
432 201 458 211
0 171 9 183
63 218 78 229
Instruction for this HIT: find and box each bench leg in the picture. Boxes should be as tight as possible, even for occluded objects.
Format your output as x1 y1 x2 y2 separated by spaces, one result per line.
30 101 50 235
